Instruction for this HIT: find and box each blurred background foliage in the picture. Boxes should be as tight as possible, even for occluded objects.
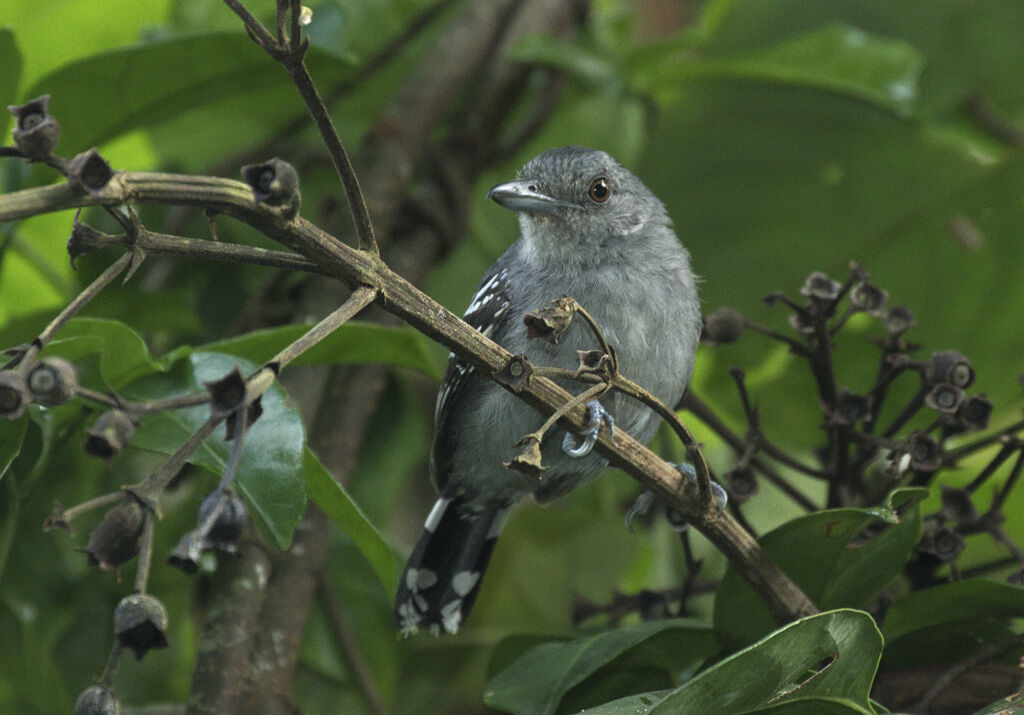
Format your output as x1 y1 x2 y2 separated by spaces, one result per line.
2 0 1024 713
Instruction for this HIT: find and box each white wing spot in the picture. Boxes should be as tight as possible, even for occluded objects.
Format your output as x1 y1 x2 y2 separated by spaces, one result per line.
424 498 451 533
451 571 480 597
441 599 464 634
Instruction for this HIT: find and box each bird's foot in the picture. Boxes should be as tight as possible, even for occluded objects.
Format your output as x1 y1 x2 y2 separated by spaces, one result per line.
671 462 729 519
625 464 729 532
562 400 615 458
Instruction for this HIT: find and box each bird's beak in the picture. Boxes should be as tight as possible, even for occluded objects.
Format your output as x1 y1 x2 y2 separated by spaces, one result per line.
487 180 575 216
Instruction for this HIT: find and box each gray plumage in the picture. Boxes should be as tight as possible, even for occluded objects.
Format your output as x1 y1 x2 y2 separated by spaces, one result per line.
396 146 701 636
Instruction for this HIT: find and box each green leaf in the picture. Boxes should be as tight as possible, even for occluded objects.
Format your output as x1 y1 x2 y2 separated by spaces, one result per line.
484 618 718 715
22 32 353 153
714 488 926 647
578 690 673 714
303 448 399 596
0 28 21 140
882 580 1024 670
198 321 440 378
645 610 881 714
652 24 923 116
974 693 1024 715
43 316 174 389
127 351 306 549
0 420 28 486
508 34 621 89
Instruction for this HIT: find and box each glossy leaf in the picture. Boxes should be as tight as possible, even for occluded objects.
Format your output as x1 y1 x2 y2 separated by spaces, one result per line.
0 420 28 486
199 321 441 378
127 351 306 549
303 448 399 596
714 488 926 647
646 610 881 714
42 317 176 389
484 618 717 715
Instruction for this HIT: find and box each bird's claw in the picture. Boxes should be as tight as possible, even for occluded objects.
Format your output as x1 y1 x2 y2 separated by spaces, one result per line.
562 400 615 458
625 490 656 533
671 462 728 518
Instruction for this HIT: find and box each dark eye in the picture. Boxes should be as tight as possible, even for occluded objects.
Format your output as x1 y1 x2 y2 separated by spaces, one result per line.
588 177 610 203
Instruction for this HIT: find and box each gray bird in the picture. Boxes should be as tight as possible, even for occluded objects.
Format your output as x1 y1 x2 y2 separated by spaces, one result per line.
395 146 701 636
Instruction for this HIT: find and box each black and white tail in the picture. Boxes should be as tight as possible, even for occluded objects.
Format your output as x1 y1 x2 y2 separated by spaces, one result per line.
395 498 509 636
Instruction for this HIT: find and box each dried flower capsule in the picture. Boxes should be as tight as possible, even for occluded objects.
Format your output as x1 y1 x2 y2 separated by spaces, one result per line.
832 389 872 426
702 307 745 344
924 350 974 388
788 311 816 335
800 271 841 302
241 158 301 217
27 357 78 406
907 431 942 471
0 370 30 420
883 305 916 337
68 148 114 195
204 367 247 413
76 496 146 571
918 526 965 562
8 94 60 160
725 466 758 504
198 491 249 554
849 281 888 316
956 394 993 432
74 684 120 715
523 300 575 344
113 593 169 660
925 383 965 413
941 486 979 526
83 410 136 461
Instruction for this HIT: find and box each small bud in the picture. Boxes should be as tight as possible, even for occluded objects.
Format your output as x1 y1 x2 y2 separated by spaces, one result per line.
924 350 974 388
113 593 170 660
941 486 979 525
198 491 248 554
76 496 147 571
0 370 30 419
83 410 136 461
494 355 533 393
241 158 301 217
67 221 115 269
74 684 121 715
849 281 888 316
787 311 817 335
957 394 993 432
8 94 60 160
800 271 841 302
299 5 313 25
725 466 758 504
701 307 745 344
68 148 114 195
832 389 872 426
27 357 78 406
925 383 965 413
883 305 916 337
918 527 965 562
204 367 247 414
907 431 942 471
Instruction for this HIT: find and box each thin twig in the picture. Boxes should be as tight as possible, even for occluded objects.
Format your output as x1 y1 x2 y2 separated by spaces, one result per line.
133 511 156 594
914 631 1024 713
265 285 376 370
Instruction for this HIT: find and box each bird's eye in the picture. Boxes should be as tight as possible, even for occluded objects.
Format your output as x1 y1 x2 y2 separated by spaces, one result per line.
588 177 610 203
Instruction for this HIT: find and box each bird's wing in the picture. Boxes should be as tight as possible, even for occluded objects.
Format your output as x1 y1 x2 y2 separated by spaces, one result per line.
431 257 515 494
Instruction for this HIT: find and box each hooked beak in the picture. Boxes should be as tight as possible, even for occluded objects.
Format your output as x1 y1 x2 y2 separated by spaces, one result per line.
487 180 575 216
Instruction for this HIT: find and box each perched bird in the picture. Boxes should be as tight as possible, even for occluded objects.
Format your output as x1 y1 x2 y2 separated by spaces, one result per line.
395 146 701 636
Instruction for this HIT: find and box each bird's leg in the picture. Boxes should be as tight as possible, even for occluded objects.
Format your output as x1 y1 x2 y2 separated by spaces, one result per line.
624 463 729 532
562 399 615 458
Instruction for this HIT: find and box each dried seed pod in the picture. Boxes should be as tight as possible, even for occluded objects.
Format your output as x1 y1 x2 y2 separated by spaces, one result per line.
204 367 247 413
787 311 816 335
113 593 169 660
83 410 136 461
8 94 60 160
918 527 965 562
725 466 758 504
940 486 979 526
523 300 575 344
701 307 745 344
849 281 888 316
800 271 841 302
883 305 916 337
956 394 993 432
76 496 146 571
908 432 943 471
74 684 120 715
0 370 30 420
198 491 249 554
832 389 872 426
68 148 114 195
925 383 965 414
240 158 301 217
27 357 78 406
924 350 974 388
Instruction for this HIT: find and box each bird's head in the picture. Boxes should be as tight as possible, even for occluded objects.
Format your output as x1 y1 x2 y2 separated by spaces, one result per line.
487 146 672 261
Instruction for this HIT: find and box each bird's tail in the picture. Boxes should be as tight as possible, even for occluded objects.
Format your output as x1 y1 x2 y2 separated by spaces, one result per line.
395 498 509 636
